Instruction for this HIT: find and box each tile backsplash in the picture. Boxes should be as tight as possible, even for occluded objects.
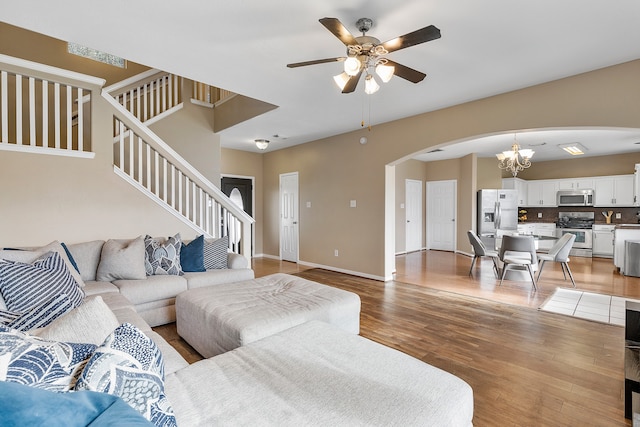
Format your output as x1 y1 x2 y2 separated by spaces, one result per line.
519 206 640 224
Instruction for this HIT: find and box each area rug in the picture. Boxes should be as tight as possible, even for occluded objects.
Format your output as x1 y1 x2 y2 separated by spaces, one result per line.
539 287 640 326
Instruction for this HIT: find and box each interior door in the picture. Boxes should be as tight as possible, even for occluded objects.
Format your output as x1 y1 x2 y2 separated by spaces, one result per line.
280 172 299 262
426 180 457 251
405 179 423 252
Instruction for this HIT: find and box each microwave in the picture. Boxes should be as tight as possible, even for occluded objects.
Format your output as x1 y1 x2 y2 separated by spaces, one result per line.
557 189 594 206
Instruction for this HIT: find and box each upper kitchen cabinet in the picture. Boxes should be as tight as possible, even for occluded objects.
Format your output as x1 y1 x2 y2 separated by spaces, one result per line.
594 175 635 206
557 178 595 191
526 180 558 207
502 178 527 206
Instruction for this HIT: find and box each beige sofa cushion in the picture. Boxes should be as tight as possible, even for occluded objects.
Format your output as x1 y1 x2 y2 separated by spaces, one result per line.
35 296 119 345
183 268 254 290
66 240 104 281
96 237 146 281
113 275 187 305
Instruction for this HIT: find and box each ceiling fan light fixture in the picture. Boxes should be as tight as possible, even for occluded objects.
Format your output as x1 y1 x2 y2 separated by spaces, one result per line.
375 63 395 82
364 74 380 94
343 56 361 76
333 72 350 90
255 139 269 150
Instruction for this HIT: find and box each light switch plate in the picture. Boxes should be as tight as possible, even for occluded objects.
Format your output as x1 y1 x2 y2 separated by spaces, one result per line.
306 201 311 208
616 213 621 219
538 212 542 218
350 200 357 208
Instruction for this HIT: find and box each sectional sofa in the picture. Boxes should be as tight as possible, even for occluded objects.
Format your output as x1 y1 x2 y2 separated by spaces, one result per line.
0 238 474 426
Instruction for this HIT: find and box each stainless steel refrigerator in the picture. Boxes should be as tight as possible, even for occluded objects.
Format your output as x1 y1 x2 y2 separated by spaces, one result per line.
477 189 519 250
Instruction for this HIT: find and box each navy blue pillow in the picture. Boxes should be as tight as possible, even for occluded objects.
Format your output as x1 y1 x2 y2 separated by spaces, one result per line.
180 235 206 272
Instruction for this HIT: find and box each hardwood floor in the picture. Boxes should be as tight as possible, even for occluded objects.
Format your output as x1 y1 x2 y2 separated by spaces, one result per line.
155 252 639 426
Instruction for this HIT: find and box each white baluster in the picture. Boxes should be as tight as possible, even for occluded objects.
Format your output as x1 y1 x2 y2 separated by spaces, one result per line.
28 77 35 146
128 128 134 178
143 82 148 121
15 74 22 145
54 82 60 149
1 71 7 143
138 136 143 182
178 170 183 214
66 85 72 150
77 87 83 151
185 176 190 220
163 157 168 203
171 164 176 209
154 151 160 196
118 120 125 170
146 144 151 190
42 80 48 147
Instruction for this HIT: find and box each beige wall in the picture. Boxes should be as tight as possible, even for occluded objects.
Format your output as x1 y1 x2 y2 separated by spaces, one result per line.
220 148 264 255
149 81 221 185
0 93 205 246
262 60 640 279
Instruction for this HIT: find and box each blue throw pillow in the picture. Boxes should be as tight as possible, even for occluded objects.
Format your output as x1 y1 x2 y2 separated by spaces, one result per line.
60 242 80 274
0 381 154 427
180 235 205 272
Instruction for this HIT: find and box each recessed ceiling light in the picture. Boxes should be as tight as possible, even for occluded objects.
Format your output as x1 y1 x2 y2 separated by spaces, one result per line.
558 142 587 155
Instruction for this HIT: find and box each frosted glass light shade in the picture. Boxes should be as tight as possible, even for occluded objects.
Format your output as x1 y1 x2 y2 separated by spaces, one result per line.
364 75 380 94
333 72 350 90
255 139 269 150
344 57 361 76
375 64 395 82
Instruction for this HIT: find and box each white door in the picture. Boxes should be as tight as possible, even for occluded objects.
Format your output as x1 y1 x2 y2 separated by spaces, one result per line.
405 179 423 252
426 180 456 251
280 172 299 262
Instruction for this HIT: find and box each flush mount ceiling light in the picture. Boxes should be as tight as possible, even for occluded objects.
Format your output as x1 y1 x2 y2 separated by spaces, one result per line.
496 133 535 177
287 17 441 95
558 142 587 156
255 139 269 150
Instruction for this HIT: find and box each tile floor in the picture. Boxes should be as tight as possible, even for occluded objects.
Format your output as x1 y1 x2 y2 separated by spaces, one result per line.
540 287 640 326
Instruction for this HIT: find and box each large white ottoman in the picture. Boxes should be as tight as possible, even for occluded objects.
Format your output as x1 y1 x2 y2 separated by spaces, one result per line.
175 273 361 357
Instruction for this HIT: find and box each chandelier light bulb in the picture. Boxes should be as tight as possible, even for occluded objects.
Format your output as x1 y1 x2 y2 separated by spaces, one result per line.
343 56 361 76
364 74 380 94
375 63 395 83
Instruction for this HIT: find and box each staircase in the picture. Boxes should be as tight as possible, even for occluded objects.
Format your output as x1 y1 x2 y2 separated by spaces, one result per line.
0 54 254 259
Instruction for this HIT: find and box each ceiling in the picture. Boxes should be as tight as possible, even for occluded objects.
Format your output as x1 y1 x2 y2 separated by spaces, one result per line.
2 0 640 160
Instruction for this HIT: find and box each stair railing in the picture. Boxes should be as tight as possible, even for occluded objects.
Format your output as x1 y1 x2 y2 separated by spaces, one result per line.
101 89 254 258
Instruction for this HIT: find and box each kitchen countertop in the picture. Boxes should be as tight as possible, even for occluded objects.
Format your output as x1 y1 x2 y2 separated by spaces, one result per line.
615 224 640 229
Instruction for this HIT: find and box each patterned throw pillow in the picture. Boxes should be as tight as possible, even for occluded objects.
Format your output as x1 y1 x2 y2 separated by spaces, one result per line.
203 236 229 269
0 324 97 392
0 251 84 314
2 294 76 331
144 234 183 276
75 323 177 427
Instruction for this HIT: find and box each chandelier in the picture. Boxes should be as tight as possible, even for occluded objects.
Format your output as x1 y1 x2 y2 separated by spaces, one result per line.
496 134 534 177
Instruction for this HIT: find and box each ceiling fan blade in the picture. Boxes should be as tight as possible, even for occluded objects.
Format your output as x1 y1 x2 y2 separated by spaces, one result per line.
381 25 441 53
385 60 426 83
287 57 345 68
341 70 362 93
319 17 358 46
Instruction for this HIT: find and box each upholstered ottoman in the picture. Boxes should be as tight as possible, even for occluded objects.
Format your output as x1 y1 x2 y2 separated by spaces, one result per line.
175 273 361 357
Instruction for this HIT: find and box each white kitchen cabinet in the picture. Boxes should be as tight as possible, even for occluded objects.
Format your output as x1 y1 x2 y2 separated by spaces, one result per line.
614 225 640 271
594 175 635 206
502 178 527 205
526 180 558 207
557 178 595 190
592 224 615 258
531 222 557 251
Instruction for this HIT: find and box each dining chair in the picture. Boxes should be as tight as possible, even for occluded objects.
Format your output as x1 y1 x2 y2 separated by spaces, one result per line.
498 235 538 290
467 230 499 277
536 233 577 287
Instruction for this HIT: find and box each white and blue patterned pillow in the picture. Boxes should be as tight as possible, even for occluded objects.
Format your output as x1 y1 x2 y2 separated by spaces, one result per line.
0 251 84 313
0 324 97 392
144 234 183 276
203 236 228 269
1 294 75 331
75 323 177 427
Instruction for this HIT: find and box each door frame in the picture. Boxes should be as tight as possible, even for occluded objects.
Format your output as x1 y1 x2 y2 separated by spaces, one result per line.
405 179 423 253
279 172 299 262
221 174 255 257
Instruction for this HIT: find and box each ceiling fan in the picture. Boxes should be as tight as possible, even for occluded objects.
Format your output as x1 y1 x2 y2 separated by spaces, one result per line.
287 17 441 94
